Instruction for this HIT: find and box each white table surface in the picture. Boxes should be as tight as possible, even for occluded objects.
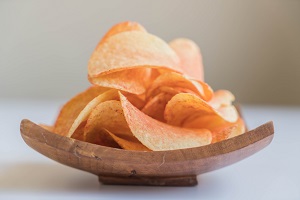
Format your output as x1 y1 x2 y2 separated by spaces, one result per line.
0 99 299 200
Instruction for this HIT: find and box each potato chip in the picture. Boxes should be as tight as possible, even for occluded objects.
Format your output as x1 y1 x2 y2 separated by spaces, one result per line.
211 125 233 144
188 79 213 101
120 92 212 151
122 92 146 110
169 38 204 81
146 72 213 101
143 85 204 122
108 131 150 151
208 90 235 109
67 89 119 137
89 68 152 95
49 21 246 151
228 118 245 139
100 21 147 44
89 31 181 77
153 86 197 96
53 86 108 136
142 92 174 122
88 31 182 94
211 118 245 143
84 127 120 148
70 121 86 141
208 90 239 130
164 93 239 130
84 100 131 136
216 105 240 123
84 100 149 150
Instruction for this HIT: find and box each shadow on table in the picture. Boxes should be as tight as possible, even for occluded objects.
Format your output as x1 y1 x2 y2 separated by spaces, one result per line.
0 162 99 191
0 162 227 198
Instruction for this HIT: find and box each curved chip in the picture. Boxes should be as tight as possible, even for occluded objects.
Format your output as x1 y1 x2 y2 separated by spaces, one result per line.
146 72 213 101
188 78 213 101
88 22 151 94
120 92 212 151
227 117 245 139
51 22 245 150
142 85 203 122
84 100 148 150
85 127 121 148
88 68 152 95
142 92 174 122
143 85 205 122
88 31 182 94
89 31 181 77
169 38 204 81
100 21 147 44
122 92 146 110
211 118 245 143
70 121 86 141
108 131 150 151
53 86 108 136
208 90 235 109
84 100 131 136
164 93 239 130
67 89 119 137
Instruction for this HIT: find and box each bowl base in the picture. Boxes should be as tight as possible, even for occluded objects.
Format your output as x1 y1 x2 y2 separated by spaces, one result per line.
98 175 198 186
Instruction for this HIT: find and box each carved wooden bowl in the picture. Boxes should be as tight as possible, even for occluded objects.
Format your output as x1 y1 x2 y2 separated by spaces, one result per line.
20 119 274 186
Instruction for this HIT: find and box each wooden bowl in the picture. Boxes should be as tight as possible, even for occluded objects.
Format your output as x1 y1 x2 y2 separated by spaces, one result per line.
20 119 274 186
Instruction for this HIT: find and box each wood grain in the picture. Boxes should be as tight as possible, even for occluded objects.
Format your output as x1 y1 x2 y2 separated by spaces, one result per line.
20 119 274 186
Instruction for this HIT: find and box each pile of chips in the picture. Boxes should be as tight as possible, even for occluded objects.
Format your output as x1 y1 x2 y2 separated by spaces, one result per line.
44 22 245 151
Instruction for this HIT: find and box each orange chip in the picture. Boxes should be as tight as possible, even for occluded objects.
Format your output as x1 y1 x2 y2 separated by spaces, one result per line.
169 38 204 81
228 117 246 139
85 127 149 150
188 79 213 101
50 22 245 150
211 125 233 144
146 72 213 101
208 90 239 131
216 105 240 123
208 90 235 109
88 31 182 94
100 21 147 44
70 121 86 141
89 31 181 77
142 92 174 122
120 92 212 151
84 100 149 150
85 127 120 148
143 85 205 122
164 93 239 130
211 118 246 143
154 86 197 96
122 92 146 110
67 89 119 137
53 86 108 136
89 68 152 95
84 100 131 136
108 131 150 151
